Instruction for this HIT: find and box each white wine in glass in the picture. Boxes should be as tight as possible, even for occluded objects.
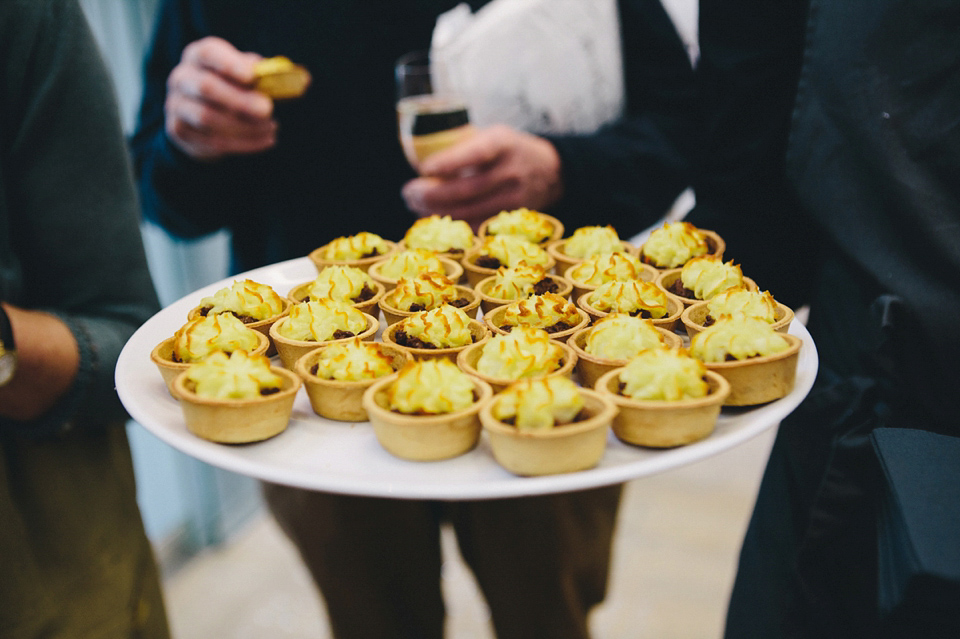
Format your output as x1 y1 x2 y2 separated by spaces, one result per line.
395 51 474 169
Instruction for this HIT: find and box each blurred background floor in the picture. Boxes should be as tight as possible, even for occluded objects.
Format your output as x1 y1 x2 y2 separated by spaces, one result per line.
160 425 775 639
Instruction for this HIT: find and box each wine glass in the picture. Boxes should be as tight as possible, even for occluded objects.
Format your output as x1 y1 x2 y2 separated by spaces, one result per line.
395 51 474 169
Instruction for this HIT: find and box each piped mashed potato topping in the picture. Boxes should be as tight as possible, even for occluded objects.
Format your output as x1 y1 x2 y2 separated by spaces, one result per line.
319 232 391 261
618 349 709 401
475 235 551 268
640 222 709 268
306 265 377 303
403 215 475 253
396 304 474 349
706 286 778 323
388 359 476 415
689 316 791 363
185 350 282 400
475 327 565 380
312 338 395 381
387 272 462 312
562 225 625 259
584 314 666 360
499 292 581 333
680 257 744 300
485 262 552 300
277 299 368 342
588 280 669 318
568 252 646 287
485 208 555 243
199 279 285 321
491 376 585 431
173 313 260 363
376 249 446 281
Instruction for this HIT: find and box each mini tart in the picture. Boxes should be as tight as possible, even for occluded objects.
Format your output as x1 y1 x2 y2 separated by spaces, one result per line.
596 366 729 448
483 295 590 342
565 252 659 301
475 271 573 315
295 340 413 422
368 250 464 291
567 318 683 389
655 259 757 307
638 222 725 269
171 312 264 363
191 279 287 322
173 355 301 444
546 225 634 275
402 215 477 257
187 296 290 359
286 266 385 315
151 330 270 396
382 306 490 363
462 236 555 289
269 305 378 370
456 328 577 393
681 298 795 338
689 318 803 406
577 282 684 332
479 380 616 476
362 361 493 461
378 275 480 327
309 233 397 273
476 208 564 244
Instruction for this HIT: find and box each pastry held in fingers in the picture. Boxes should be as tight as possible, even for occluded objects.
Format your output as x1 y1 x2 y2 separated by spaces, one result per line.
253 56 311 100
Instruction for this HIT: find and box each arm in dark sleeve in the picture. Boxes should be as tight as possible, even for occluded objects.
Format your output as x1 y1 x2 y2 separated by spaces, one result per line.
130 0 249 239
544 0 696 237
1 0 160 436
685 0 817 309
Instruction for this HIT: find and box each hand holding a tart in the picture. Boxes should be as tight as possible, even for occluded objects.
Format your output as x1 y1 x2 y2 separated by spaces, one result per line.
164 37 300 160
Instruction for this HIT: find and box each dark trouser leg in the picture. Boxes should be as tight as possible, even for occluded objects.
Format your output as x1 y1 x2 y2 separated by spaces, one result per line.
448 484 623 639
725 375 886 639
262 483 445 639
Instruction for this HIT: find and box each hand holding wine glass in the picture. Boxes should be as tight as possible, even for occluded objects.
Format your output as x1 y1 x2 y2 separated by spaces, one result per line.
395 51 474 170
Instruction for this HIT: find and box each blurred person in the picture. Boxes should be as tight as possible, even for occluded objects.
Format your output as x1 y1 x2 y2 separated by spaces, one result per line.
132 0 695 271
402 1 695 231
1 0 169 637
683 0 960 636
131 2 694 638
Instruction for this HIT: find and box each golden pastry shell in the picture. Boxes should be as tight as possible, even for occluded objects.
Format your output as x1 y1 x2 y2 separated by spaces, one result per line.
172 365 301 443
566 324 684 389
294 342 413 422
362 373 493 461
474 272 573 316
595 368 730 448
268 311 379 370
479 386 617 476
